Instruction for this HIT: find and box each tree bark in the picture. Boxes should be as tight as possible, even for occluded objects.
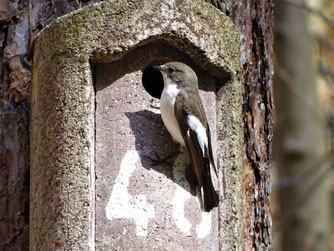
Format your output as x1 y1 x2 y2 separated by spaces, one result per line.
208 1 274 249
0 1 98 249
0 0 274 249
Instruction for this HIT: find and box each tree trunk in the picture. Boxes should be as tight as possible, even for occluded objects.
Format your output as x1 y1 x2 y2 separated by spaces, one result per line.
208 1 274 249
0 0 274 249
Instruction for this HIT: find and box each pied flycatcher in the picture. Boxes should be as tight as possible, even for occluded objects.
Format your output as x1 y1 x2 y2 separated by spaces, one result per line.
153 62 219 212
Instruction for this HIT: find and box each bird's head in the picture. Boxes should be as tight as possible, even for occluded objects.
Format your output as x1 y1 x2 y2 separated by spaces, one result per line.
153 62 198 88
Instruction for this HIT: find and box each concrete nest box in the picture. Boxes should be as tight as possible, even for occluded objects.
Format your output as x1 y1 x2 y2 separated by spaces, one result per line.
31 0 242 250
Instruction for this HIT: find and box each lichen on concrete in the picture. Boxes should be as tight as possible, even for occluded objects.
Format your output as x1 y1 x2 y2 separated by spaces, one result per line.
30 0 242 250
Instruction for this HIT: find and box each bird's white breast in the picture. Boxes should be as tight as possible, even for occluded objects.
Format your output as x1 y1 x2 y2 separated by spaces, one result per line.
160 82 185 145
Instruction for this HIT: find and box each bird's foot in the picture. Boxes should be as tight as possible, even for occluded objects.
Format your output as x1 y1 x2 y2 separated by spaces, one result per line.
144 151 180 166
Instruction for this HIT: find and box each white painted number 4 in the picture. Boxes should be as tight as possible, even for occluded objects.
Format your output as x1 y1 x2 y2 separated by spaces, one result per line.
105 150 155 236
105 150 212 238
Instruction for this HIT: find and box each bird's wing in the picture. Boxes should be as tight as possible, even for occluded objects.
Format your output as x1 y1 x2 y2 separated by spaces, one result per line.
174 92 203 186
174 91 217 174
206 125 218 177
174 91 216 186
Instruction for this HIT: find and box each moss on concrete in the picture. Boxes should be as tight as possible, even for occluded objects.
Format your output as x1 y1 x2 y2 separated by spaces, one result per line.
31 0 242 250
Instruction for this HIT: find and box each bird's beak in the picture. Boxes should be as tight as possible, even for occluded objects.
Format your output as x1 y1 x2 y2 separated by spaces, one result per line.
152 65 161 71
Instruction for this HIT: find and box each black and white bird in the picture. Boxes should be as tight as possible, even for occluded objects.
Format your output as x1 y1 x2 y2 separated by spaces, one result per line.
153 62 219 212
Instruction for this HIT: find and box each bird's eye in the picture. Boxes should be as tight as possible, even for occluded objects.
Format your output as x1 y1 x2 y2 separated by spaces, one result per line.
167 67 175 73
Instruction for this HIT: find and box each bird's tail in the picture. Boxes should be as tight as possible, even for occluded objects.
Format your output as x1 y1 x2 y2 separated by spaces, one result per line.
202 174 219 212
200 160 219 212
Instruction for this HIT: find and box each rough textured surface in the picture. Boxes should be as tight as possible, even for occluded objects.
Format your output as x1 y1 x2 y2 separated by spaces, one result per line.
204 0 274 249
209 1 274 250
1 0 274 250
0 0 97 250
31 0 242 250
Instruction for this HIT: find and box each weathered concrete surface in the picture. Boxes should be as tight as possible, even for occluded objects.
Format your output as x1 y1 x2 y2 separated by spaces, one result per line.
95 44 219 250
31 0 242 250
